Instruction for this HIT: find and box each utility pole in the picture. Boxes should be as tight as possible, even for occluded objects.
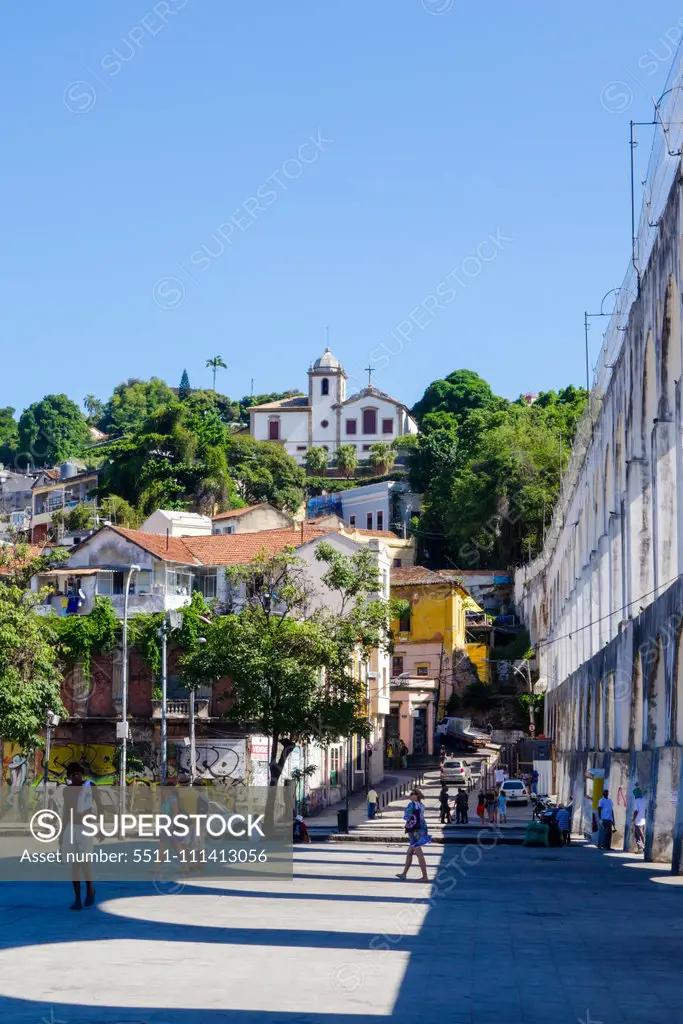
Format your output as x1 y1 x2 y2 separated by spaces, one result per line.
344 734 352 833
119 564 140 815
189 689 196 786
43 710 60 808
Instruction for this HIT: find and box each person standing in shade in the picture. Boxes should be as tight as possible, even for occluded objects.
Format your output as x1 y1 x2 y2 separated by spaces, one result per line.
439 783 452 824
396 788 431 883
632 787 646 853
367 787 378 819
400 741 409 770
531 768 539 795
597 788 615 849
556 803 571 845
498 789 508 824
476 792 486 826
386 742 394 769
455 787 469 825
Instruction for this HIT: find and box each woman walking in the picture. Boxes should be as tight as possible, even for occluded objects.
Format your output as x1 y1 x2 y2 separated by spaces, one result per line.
396 788 431 882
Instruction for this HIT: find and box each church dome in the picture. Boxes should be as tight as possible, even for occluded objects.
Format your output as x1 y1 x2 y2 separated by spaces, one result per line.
313 347 343 371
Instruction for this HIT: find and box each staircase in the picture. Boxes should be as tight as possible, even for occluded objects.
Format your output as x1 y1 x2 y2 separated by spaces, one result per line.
326 768 526 845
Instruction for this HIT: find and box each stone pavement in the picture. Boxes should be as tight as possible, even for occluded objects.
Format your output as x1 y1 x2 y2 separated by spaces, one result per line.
0 836 682 1022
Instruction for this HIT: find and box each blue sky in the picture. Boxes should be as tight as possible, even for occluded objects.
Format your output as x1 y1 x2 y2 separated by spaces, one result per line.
2 2 682 415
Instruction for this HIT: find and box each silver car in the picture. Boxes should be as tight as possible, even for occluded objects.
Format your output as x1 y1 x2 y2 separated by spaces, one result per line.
441 759 472 787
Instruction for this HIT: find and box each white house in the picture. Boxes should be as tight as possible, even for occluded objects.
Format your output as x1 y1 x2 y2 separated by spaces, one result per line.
211 503 293 535
141 509 212 538
248 348 418 464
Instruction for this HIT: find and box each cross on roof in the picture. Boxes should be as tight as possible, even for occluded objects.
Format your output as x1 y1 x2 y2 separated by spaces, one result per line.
364 364 376 387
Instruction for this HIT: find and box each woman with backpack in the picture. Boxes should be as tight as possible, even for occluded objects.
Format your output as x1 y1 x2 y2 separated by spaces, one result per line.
395 788 431 883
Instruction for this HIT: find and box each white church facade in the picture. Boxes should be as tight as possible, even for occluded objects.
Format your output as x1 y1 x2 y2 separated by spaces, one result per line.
248 348 418 464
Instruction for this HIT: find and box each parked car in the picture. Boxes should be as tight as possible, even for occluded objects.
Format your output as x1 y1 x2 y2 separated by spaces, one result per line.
441 759 472 787
499 779 529 806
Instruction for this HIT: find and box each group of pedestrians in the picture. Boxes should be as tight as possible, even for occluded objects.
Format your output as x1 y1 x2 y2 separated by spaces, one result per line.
475 789 507 825
596 785 646 852
385 741 409 770
439 783 469 824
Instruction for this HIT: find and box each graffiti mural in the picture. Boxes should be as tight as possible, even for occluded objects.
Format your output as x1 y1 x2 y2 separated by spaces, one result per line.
176 739 246 782
42 743 154 784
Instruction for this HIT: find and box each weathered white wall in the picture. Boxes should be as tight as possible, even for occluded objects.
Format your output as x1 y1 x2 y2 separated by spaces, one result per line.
515 157 683 866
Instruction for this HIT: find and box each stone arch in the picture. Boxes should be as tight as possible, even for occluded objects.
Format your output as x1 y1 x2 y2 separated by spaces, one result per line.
587 684 595 749
530 605 539 647
674 625 683 743
662 273 682 419
646 638 667 746
603 444 614 528
630 653 644 751
615 411 626 498
642 330 657 454
606 674 616 749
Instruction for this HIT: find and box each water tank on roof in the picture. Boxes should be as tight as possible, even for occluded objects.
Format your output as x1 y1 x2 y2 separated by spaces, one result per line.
60 461 80 479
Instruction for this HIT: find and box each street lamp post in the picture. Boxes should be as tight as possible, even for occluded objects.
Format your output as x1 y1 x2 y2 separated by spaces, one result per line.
160 617 169 785
43 710 60 808
119 564 140 810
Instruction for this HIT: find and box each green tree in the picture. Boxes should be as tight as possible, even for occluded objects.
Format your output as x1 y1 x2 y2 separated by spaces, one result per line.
0 544 67 747
206 355 227 391
101 400 241 516
100 378 175 436
17 394 91 467
334 444 358 480
100 495 140 527
367 441 395 474
412 369 500 426
303 447 329 474
182 543 392 785
225 435 306 513
410 370 588 569
178 370 192 401
83 395 104 423
0 407 18 464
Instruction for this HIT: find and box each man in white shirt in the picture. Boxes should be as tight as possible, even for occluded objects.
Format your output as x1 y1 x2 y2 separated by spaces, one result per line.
597 789 615 850
632 787 646 853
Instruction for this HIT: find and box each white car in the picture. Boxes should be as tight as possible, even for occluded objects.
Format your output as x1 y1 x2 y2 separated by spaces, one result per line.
441 759 471 787
499 779 529 806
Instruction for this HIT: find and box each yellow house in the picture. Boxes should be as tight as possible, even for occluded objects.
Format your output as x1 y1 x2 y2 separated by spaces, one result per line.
388 566 468 755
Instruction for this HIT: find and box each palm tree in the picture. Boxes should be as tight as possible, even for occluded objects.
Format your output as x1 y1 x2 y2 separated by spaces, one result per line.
368 441 396 474
206 355 227 391
334 444 359 480
83 394 103 421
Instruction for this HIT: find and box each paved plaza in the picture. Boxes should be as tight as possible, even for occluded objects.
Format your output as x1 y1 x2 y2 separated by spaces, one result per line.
0 832 682 1023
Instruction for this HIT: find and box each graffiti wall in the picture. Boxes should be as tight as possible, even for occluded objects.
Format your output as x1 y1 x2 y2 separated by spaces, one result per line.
40 743 155 784
176 739 246 782
2 744 33 786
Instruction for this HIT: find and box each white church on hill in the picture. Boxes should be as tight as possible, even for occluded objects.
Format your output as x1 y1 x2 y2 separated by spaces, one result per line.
248 349 419 465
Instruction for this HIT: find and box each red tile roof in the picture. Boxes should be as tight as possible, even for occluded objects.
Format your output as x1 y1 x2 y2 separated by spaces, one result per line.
108 527 199 565
185 526 330 566
391 565 446 586
212 503 269 522
0 543 54 575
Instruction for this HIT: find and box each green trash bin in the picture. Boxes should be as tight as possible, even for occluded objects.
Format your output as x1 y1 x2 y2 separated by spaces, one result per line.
337 810 348 832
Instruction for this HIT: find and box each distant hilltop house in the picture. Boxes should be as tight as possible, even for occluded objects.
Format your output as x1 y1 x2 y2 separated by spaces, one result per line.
521 392 539 405
247 348 418 464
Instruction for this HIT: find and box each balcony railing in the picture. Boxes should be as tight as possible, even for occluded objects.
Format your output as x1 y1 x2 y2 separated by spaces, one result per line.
151 698 210 719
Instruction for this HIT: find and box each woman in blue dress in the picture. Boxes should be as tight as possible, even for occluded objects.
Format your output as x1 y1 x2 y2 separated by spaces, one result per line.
396 787 431 882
